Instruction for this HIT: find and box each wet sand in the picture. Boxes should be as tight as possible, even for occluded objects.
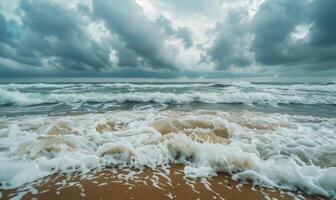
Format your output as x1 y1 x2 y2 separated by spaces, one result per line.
1 165 326 200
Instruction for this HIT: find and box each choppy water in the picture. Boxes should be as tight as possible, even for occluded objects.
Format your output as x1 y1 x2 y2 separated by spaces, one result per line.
0 82 336 117
0 81 335 198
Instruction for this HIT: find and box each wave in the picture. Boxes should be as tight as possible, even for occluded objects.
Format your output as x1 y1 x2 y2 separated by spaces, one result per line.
258 83 336 93
209 83 233 88
0 83 75 89
1 88 334 106
208 81 336 92
97 83 211 89
1 81 335 92
0 88 44 106
0 110 335 197
0 83 210 90
210 82 336 92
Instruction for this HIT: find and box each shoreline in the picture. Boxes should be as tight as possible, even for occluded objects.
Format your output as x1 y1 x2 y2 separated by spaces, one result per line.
1 165 327 200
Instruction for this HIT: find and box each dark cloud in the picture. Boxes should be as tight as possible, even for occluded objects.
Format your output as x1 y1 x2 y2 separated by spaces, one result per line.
93 0 179 70
0 0 112 71
0 13 20 61
205 0 336 74
0 0 193 72
175 27 193 48
252 0 336 71
22 0 112 70
250 0 308 65
207 11 253 69
154 16 193 48
252 0 336 72
0 0 335 79
309 0 336 47
0 14 13 44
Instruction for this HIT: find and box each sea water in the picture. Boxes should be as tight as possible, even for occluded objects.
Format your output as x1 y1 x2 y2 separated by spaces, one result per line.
0 81 335 198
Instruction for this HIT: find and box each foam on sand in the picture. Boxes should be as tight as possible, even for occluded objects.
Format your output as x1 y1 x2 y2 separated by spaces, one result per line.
0 110 335 198
2 165 323 200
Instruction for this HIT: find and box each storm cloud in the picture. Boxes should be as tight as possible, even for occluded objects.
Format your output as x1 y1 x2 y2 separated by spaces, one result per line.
0 0 335 79
251 0 336 68
1 1 113 71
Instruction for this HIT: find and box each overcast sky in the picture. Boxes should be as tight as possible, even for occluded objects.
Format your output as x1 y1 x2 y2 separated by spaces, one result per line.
0 0 335 80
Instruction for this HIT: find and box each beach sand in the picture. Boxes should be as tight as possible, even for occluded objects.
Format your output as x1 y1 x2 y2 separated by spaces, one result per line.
1 165 326 200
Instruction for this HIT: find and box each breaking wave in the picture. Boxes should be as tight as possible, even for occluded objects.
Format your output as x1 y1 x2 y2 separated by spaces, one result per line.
0 88 335 106
0 110 335 197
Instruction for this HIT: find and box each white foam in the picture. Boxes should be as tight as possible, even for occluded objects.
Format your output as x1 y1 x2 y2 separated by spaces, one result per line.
0 88 44 106
0 110 335 198
0 82 335 107
0 83 73 89
259 83 336 93
0 89 334 106
97 83 209 89
184 161 216 178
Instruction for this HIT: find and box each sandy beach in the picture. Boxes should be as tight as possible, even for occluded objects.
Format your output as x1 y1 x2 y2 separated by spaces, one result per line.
1 165 326 200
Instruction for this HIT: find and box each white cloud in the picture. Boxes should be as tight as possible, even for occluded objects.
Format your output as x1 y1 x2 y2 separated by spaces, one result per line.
291 23 312 43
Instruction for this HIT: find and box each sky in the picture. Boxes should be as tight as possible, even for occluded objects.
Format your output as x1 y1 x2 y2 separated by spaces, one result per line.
0 0 336 81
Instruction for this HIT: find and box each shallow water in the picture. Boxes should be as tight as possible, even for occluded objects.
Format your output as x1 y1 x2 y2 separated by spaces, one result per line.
0 82 335 198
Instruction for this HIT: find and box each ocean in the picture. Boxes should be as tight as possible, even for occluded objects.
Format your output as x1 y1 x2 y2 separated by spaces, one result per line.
0 81 335 198
1 81 335 117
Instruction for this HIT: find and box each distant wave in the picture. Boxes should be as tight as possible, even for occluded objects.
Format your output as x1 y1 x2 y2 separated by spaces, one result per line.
209 83 233 88
0 83 210 90
1 82 335 92
324 81 336 85
258 83 336 92
97 83 210 89
0 83 74 89
1 88 335 106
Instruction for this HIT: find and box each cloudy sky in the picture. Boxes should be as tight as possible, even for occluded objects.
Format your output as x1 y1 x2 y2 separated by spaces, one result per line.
0 0 335 80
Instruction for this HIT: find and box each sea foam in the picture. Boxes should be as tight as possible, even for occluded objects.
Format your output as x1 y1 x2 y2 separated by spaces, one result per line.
0 88 335 106
0 110 335 197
